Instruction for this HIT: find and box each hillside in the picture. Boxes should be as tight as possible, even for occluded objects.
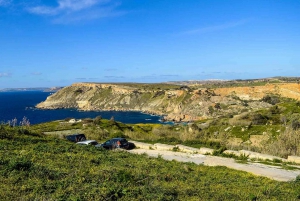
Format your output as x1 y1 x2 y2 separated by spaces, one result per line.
36 81 300 122
1 125 300 200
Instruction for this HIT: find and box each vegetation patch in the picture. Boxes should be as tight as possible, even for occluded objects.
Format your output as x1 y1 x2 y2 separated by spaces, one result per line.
1 125 300 200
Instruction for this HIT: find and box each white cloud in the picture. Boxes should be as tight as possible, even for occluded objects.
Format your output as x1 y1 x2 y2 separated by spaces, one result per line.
28 0 110 15
26 0 125 23
0 72 11 77
178 19 252 36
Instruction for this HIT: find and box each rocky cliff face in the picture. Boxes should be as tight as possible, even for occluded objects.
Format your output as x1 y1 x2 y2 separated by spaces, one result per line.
36 82 300 122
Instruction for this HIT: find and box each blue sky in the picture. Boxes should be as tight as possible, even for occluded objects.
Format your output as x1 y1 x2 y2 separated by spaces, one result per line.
0 0 299 88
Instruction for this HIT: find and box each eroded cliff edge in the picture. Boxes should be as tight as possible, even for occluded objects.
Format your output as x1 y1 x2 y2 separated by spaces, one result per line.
36 82 300 122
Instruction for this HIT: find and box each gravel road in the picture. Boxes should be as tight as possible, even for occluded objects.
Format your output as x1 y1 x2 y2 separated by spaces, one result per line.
128 149 300 182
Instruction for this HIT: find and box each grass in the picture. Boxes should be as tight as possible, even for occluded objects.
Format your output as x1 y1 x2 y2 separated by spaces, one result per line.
1 126 300 200
255 160 300 171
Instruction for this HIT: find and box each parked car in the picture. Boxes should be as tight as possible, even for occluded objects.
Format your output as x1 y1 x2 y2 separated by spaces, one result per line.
76 140 99 146
96 138 134 150
66 134 86 142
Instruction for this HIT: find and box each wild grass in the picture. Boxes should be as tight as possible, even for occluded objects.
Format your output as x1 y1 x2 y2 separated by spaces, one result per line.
261 127 300 158
1 125 300 200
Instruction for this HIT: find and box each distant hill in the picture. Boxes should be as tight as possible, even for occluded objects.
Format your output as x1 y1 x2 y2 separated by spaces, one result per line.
0 87 63 92
166 76 300 87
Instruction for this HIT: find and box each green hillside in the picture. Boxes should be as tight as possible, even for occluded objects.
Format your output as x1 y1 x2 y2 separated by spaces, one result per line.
1 125 300 200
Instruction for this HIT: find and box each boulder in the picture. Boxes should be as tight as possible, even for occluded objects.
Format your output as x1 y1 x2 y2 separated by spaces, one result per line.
287 156 300 164
239 150 284 161
154 143 176 151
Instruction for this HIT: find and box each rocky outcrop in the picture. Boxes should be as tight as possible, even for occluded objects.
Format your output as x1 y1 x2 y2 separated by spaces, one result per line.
36 82 300 122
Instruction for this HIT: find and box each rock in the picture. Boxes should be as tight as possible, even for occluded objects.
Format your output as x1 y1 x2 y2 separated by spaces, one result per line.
176 145 199 153
239 150 285 161
287 156 300 164
154 143 176 151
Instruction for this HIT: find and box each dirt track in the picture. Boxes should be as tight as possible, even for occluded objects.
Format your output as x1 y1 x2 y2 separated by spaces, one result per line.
128 149 300 182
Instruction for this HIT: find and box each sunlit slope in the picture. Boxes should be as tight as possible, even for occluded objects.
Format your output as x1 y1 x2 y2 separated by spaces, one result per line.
36 82 300 122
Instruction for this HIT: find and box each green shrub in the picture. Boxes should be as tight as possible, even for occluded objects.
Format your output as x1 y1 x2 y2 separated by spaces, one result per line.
212 147 226 156
261 95 280 105
250 113 268 125
8 157 33 171
236 153 249 163
295 175 300 183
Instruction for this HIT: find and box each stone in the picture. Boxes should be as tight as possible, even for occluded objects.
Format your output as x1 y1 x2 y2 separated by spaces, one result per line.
154 143 176 151
287 156 300 164
239 150 284 161
176 145 199 153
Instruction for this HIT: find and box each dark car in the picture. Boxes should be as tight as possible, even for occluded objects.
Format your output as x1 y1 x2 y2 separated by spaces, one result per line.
96 138 134 150
66 134 86 142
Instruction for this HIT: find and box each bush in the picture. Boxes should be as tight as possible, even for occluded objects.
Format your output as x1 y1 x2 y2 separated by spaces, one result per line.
250 113 268 125
0 125 14 139
261 126 300 158
291 120 300 130
82 118 93 124
261 95 280 105
295 175 300 183
269 105 280 114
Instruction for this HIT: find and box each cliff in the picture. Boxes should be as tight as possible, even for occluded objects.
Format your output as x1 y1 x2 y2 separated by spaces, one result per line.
36 82 300 122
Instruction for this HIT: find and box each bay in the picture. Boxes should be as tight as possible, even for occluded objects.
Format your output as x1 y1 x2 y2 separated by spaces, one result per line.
0 91 162 125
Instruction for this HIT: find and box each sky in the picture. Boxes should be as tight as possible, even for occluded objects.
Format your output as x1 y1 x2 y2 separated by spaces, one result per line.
0 0 299 88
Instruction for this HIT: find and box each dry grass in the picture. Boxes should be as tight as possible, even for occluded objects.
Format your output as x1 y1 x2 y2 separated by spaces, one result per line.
261 126 300 158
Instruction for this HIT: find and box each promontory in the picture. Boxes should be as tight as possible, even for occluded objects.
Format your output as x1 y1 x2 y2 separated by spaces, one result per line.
36 79 300 122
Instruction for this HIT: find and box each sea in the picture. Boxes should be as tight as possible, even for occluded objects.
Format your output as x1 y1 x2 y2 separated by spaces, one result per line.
0 91 163 125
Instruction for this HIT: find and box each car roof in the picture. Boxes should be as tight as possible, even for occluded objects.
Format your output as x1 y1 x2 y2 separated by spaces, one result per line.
77 140 97 144
67 133 85 136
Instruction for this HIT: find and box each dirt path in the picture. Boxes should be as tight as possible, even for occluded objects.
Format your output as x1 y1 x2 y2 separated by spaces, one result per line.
128 149 300 182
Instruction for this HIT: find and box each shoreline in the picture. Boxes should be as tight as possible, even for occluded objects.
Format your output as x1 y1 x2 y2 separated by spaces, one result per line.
35 106 183 124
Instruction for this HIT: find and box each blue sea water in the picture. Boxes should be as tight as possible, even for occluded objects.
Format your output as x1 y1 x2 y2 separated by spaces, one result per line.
0 91 162 125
